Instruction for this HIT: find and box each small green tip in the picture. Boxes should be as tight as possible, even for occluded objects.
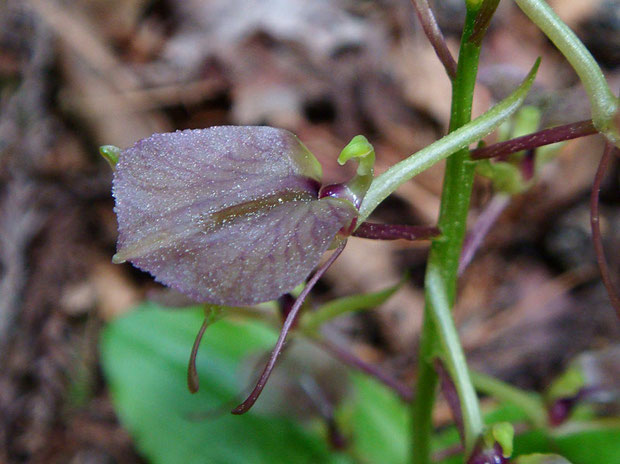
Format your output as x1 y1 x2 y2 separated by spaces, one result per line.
337 135 376 202
337 135 375 178
466 0 483 10
338 135 373 165
491 422 514 458
100 145 121 169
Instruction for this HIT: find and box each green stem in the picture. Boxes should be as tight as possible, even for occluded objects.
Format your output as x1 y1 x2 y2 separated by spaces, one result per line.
412 4 490 462
514 0 619 146
470 370 547 429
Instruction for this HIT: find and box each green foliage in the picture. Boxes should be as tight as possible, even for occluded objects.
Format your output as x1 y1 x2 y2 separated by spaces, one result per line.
100 304 347 464
515 454 572 464
337 373 410 464
476 159 529 194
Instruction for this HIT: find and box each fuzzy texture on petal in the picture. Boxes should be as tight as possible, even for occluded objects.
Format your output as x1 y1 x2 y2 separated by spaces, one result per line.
113 126 357 305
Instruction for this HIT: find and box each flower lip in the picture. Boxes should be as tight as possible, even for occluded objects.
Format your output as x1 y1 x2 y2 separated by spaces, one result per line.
112 126 358 306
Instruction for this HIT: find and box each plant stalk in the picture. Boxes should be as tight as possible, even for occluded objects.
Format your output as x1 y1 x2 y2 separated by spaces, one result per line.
412 3 491 462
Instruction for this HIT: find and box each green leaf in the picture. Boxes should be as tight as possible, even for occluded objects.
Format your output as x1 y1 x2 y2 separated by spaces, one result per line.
515 454 572 464
476 159 529 194
552 421 620 464
426 267 483 455
100 303 345 464
337 373 409 464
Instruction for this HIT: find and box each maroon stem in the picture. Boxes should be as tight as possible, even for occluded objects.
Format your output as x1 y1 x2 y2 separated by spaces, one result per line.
471 119 597 160
187 315 210 393
353 222 440 241
458 193 510 275
590 141 620 318
410 0 457 79
231 241 347 414
434 358 465 443
317 336 413 403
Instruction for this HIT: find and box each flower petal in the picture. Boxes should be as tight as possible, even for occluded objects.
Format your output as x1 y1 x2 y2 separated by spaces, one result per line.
113 126 357 305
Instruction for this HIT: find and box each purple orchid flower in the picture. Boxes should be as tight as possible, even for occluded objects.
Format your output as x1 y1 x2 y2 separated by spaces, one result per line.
104 125 437 413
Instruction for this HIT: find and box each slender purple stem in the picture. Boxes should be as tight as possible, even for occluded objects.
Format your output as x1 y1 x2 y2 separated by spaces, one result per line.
471 119 597 160
353 222 440 241
299 376 347 450
187 315 210 393
590 141 620 319
317 336 413 403
410 0 457 79
231 241 347 414
434 358 465 442
458 194 510 275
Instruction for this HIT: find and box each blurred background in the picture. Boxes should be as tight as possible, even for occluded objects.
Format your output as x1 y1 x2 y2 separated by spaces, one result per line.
0 0 619 462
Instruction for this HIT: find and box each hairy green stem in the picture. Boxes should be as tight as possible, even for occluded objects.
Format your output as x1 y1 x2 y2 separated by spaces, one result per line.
515 0 619 145
412 4 492 462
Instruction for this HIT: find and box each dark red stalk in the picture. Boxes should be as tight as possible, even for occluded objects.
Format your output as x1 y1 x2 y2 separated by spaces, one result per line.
231 241 348 414
187 315 210 393
471 119 597 160
590 141 620 318
317 336 413 403
353 222 440 241
410 0 457 79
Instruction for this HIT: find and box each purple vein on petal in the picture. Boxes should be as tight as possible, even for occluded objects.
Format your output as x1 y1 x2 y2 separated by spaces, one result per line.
231 240 348 415
187 314 211 393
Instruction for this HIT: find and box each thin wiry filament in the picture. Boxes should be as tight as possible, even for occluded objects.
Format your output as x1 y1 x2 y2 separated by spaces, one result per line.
590 141 620 318
187 315 210 393
231 241 347 414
